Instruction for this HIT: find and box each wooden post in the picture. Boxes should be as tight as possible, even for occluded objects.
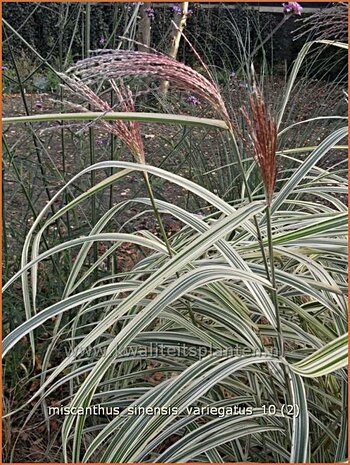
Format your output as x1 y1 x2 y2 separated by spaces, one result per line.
138 3 152 52
160 2 189 95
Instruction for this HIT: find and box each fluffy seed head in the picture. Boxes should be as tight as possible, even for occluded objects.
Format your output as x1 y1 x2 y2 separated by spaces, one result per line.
240 87 278 206
59 73 145 163
66 50 231 123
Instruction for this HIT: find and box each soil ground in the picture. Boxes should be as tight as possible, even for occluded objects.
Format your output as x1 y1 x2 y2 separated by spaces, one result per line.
3 75 346 259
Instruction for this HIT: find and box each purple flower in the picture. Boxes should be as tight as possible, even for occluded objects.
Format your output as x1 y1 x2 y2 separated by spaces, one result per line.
2 65 8 71
283 3 293 13
35 101 43 109
230 71 236 79
172 5 193 17
239 83 248 89
144 7 155 19
172 5 182 15
283 2 303 15
99 37 105 46
96 138 105 146
294 3 303 15
186 95 200 106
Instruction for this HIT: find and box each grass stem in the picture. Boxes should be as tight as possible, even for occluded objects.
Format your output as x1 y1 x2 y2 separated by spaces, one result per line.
142 171 173 258
228 129 271 280
265 204 283 356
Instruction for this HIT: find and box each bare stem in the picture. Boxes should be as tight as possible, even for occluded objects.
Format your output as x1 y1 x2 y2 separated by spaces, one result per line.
228 130 271 280
142 171 173 258
265 204 284 357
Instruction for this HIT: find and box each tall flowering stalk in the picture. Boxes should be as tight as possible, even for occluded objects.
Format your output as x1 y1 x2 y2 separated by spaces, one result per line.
65 50 272 275
59 73 173 257
240 85 283 356
240 86 277 207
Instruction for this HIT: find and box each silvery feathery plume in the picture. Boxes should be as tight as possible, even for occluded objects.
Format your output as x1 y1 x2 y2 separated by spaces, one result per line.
240 85 278 206
294 2 348 41
59 60 182 256
66 49 232 125
58 73 145 163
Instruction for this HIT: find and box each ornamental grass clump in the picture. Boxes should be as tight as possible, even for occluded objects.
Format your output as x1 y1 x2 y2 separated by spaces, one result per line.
2 35 348 463
239 84 283 355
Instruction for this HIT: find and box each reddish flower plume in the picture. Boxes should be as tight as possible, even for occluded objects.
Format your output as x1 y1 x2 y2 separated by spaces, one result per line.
59 74 145 163
240 87 278 206
66 50 230 123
